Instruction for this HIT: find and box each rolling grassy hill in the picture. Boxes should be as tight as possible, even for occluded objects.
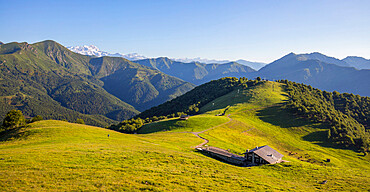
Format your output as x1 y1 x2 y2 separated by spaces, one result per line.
0 82 369 191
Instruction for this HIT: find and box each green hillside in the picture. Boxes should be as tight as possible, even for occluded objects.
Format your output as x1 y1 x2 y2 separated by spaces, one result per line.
0 40 194 125
1 81 369 191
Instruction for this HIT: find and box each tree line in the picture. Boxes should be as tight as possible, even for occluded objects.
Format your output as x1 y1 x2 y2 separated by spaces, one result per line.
279 80 370 152
107 77 262 133
0 109 86 132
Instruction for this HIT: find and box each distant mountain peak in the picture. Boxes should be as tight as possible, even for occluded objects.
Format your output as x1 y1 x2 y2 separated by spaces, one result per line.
0 41 3 45
67 45 147 61
298 52 349 67
342 56 370 69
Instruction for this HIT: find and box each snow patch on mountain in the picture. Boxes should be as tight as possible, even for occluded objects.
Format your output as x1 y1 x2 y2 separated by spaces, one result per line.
67 45 147 61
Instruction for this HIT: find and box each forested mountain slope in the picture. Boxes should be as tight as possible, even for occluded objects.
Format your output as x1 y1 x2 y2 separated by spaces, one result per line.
135 57 256 85
0 40 194 126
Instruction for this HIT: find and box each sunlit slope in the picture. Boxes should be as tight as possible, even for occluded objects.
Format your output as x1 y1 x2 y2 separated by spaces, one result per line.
0 82 369 191
0 120 207 191
137 81 370 191
199 82 369 168
138 115 230 134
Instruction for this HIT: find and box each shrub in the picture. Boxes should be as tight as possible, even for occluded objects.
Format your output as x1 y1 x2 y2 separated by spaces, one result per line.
31 115 43 123
2 110 26 129
75 119 85 124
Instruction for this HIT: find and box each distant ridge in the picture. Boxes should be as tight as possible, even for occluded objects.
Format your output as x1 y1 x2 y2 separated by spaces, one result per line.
343 56 370 69
135 57 256 85
297 52 350 67
68 45 266 70
258 52 370 96
67 45 147 60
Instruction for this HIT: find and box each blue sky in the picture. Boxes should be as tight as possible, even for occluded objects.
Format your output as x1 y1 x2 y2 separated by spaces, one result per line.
1 0 369 63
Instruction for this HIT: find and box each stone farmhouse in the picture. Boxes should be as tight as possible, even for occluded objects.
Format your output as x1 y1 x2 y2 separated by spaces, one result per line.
199 145 283 166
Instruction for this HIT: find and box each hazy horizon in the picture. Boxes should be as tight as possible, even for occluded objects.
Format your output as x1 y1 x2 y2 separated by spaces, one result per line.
1 0 369 63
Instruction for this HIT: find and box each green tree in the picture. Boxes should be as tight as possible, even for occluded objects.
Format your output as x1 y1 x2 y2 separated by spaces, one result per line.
31 115 43 123
256 77 261 81
75 119 85 124
2 110 26 129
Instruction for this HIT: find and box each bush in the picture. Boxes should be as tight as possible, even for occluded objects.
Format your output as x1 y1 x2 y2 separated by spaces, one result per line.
31 115 43 123
75 119 85 124
2 110 26 129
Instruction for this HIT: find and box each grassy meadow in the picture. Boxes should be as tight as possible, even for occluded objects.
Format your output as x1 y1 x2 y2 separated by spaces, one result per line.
0 81 369 191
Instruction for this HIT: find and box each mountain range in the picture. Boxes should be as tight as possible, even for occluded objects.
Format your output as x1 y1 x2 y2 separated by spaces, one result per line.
1 40 369 126
0 40 194 126
134 57 256 85
258 52 370 96
67 45 370 71
172 58 266 70
67 45 267 70
67 45 147 61
136 52 370 96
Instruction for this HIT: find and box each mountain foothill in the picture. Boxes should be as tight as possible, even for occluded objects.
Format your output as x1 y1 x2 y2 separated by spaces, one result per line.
0 40 369 127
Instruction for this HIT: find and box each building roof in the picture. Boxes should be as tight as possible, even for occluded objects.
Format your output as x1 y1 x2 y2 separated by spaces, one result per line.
248 145 283 164
204 146 245 161
179 115 189 119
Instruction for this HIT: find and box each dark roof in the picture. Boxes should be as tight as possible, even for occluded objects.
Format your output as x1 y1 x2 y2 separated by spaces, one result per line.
204 147 245 161
248 145 283 164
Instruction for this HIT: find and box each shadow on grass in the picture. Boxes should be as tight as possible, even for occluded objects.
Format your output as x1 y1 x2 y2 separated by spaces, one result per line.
0 127 30 142
256 105 314 128
138 119 180 134
257 105 349 151
195 150 247 167
302 131 356 151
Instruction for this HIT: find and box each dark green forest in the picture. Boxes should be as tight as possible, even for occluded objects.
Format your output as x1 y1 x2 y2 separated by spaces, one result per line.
280 80 370 151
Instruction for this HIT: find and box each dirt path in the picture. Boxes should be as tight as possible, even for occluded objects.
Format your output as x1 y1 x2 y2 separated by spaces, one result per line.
192 114 232 148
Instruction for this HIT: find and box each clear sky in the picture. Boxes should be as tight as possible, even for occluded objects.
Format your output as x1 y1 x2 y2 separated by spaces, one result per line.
1 0 369 63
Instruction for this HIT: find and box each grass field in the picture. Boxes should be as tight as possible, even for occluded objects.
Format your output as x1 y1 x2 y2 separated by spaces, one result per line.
0 81 369 191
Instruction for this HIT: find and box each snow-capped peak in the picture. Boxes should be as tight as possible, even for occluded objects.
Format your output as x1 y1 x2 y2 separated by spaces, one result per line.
67 45 147 61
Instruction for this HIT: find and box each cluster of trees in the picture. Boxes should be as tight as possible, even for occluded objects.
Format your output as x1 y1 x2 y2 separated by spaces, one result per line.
1 110 43 131
0 109 88 132
137 77 259 119
108 77 262 133
107 112 189 133
279 80 370 151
